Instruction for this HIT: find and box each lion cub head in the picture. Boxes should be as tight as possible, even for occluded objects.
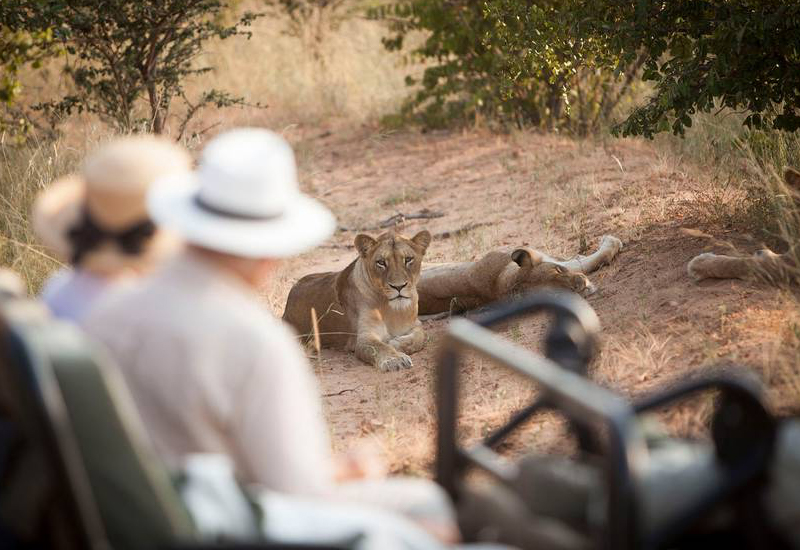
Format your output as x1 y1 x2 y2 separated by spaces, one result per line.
354 230 431 308
510 248 594 296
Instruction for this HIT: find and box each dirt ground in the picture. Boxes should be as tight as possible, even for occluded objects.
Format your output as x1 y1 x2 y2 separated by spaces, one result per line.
264 126 800 476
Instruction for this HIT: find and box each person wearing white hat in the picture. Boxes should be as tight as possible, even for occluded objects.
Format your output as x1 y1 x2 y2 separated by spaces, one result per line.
32 135 192 322
82 128 461 545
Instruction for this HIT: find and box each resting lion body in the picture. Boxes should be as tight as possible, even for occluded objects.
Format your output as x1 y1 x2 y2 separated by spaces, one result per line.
687 168 800 284
417 234 623 315
283 230 431 372
283 232 623 371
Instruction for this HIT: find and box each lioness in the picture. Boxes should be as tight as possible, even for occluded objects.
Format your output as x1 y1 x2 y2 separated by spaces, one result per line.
417 234 623 315
687 168 800 283
283 230 431 372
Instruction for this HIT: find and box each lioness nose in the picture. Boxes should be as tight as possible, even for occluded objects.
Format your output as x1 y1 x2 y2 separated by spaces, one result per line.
389 282 407 292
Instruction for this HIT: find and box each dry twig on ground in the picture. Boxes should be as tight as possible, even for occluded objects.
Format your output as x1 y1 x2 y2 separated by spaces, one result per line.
337 208 444 232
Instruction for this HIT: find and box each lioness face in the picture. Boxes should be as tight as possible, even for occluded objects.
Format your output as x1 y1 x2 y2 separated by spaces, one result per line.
354 230 431 308
510 248 594 296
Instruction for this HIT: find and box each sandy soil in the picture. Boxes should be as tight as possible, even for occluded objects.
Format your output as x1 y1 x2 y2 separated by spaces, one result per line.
264 126 800 476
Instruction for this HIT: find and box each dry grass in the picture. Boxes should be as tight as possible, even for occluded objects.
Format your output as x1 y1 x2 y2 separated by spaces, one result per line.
0 133 86 293
190 0 424 130
594 324 679 392
660 111 800 251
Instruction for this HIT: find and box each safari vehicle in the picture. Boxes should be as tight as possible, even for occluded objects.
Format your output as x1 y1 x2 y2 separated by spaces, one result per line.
0 290 798 549
435 292 800 550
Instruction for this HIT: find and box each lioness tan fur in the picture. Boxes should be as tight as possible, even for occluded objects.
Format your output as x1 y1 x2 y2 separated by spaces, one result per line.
417 234 624 315
283 230 431 372
687 168 800 283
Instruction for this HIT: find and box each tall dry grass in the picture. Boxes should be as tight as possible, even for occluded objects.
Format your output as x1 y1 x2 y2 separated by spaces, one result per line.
191 0 423 130
0 133 89 293
659 112 800 253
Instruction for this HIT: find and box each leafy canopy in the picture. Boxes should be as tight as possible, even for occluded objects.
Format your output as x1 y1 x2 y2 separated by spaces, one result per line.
553 0 800 137
375 0 800 138
0 26 55 105
370 0 642 133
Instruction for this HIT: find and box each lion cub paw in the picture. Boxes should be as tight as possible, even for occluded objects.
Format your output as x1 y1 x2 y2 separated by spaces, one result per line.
687 252 716 281
378 353 413 372
755 249 780 261
582 280 598 296
600 234 624 253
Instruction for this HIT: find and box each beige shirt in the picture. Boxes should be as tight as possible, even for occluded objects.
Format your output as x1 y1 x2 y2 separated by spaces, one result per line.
83 252 334 495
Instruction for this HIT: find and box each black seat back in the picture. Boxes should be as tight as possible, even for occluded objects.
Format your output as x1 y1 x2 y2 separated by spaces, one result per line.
0 297 196 550
0 298 109 549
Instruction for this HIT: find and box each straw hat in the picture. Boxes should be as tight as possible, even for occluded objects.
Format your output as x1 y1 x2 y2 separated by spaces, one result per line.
147 128 335 259
32 135 192 276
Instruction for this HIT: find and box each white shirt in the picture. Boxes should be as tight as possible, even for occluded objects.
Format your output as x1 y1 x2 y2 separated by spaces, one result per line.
40 268 112 323
83 252 335 495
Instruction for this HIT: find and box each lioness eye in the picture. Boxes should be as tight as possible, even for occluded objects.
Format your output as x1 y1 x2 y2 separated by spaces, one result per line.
556 265 567 274
376 259 386 269
404 256 414 265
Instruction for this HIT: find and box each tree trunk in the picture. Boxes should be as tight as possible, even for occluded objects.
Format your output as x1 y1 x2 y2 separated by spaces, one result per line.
147 81 164 134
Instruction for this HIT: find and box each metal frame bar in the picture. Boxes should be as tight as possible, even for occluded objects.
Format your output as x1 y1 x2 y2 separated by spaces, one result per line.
632 377 777 547
435 290 778 550
437 318 646 550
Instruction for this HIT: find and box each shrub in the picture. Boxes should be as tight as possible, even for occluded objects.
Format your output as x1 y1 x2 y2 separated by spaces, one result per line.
0 21 59 133
0 27 55 105
370 0 641 133
1 0 261 136
576 1 800 138
376 1 800 139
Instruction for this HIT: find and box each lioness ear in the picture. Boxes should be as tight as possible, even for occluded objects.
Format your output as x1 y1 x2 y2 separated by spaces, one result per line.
785 167 800 192
511 248 543 267
354 234 377 257
411 230 431 253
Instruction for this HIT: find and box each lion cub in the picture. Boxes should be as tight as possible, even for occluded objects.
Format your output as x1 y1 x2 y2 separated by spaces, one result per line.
283 230 431 372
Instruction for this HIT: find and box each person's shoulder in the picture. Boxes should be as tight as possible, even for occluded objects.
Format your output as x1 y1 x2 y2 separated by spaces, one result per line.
40 267 73 301
80 275 150 331
234 305 301 348
237 314 314 385
264 312 305 347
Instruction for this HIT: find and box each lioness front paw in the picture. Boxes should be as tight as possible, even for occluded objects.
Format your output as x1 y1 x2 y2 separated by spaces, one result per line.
378 353 413 372
388 335 409 349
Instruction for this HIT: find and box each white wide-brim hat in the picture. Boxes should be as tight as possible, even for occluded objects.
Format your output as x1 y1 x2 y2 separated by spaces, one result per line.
148 128 336 259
